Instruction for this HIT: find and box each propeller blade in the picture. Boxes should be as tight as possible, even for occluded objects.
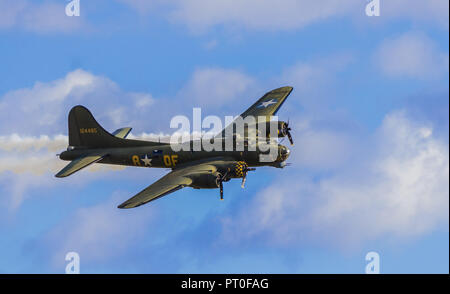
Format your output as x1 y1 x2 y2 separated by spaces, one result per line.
287 131 294 145
283 121 294 145
241 167 255 188
218 170 229 200
241 175 246 188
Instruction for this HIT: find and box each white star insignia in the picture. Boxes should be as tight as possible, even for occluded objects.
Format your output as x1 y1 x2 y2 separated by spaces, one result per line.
258 99 277 108
141 154 152 166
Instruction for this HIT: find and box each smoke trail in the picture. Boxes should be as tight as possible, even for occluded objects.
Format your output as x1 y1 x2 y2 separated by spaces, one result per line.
0 133 173 175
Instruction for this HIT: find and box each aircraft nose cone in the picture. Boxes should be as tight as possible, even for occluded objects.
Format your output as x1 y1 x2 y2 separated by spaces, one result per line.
279 145 290 161
283 147 290 160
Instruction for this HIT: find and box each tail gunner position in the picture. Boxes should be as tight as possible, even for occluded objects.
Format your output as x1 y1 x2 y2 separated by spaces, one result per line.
56 86 293 208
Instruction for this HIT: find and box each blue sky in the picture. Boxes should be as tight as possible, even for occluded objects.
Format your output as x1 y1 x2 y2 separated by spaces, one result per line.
0 0 448 273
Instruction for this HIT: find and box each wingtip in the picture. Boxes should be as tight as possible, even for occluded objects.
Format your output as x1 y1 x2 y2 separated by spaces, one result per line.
117 202 138 209
270 86 293 93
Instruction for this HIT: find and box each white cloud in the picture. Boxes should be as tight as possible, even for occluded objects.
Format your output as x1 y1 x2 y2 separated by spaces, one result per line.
0 69 156 135
277 53 354 112
115 0 168 13
168 0 359 32
382 0 449 30
289 125 357 170
179 67 255 108
203 39 218 50
374 31 449 79
0 0 85 33
221 111 449 248
118 0 448 32
2 0 448 34
0 0 25 28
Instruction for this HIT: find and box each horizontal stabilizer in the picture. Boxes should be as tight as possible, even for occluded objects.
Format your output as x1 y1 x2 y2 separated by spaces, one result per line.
112 127 132 139
55 153 107 178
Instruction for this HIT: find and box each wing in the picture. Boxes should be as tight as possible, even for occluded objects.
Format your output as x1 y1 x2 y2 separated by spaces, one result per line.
117 161 225 209
55 153 107 178
217 86 293 138
239 86 293 121
117 171 192 209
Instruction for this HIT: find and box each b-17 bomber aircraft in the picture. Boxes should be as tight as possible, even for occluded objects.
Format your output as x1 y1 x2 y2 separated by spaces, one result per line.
56 86 294 208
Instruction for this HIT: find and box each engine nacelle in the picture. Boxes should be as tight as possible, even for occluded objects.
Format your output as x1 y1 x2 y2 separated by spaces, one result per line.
259 120 293 145
263 121 288 138
230 161 248 178
217 161 251 179
241 121 288 139
189 172 221 189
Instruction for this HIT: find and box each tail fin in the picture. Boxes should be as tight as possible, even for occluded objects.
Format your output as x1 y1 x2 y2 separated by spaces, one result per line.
68 105 163 148
68 105 112 148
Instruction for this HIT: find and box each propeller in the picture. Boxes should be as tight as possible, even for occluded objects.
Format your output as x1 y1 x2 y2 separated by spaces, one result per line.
217 171 229 200
241 166 256 188
282 120 294 145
